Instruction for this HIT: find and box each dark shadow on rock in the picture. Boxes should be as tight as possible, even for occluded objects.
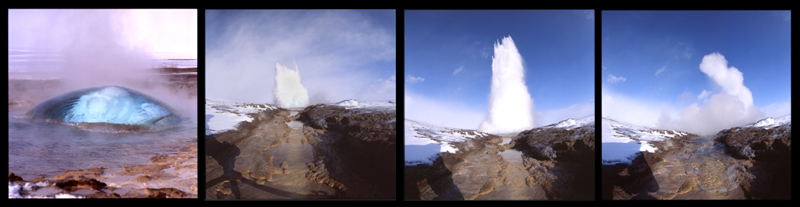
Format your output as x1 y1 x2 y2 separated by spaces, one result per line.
513 127 595 200
310 130 396 199
601 153 659 200
715 126 791 200
205 131 334 199
739 141 791 200
205 133 242 198
403 144 440 200
403 155 464 200
430 156 464 200
299 104 396 199
403 165 424 200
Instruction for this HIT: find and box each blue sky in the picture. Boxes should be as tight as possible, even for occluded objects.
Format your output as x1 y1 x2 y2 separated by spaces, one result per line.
602 10 791 130
405 10 595 129
205 10 396 104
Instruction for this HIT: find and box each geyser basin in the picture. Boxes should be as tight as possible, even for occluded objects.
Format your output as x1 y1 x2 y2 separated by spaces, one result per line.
26 85 181 129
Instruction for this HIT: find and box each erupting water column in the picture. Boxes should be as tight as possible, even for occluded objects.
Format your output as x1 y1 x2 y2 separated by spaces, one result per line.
478 36 535 134
274 61 310 108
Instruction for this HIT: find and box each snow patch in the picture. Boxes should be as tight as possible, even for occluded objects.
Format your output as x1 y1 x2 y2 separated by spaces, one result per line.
749 115 790 129
601 117 689 165
334 99 396 109
547 115 594 130
205 98 277 135
405 119 490 166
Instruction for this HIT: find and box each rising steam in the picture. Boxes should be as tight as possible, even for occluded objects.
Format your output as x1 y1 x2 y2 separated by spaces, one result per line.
478 36 535 134
274 62 310 108
657 52 762 135
8 9 198 124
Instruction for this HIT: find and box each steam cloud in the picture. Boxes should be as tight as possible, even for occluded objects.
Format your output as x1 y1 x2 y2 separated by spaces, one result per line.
8 9 198 124
274 62 310 108
657 52 762 135
478 36 535 134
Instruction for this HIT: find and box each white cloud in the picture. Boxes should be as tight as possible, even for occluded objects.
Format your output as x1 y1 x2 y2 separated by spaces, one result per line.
698 52 753 108
607 74 627 83
452 66 464 76
406 75 425 84
655 66 667 76
697 90 711 100
674 42 694 60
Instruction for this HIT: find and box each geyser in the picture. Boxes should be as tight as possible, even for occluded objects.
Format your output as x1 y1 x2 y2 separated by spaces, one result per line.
478 36 535 134
26 86 181 128
657 52 762 135
274 62 310 108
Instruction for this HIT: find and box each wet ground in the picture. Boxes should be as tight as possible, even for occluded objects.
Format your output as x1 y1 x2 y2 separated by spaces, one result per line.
647 135 748 199
602 127 791 200
469 135 548 200
205 109 338 199
405 125 594 200
8 71 198 198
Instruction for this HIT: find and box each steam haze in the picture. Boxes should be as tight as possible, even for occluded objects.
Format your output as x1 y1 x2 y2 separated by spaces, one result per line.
205 10 396 104
602 11 790 136
7 9 198 123
657 53 762 135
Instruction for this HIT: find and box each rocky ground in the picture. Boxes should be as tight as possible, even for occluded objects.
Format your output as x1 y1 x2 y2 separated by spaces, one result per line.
513 125 595 200
8 68 198 199
205 102 396 199
602 123 791 200
9 143 198 198
405 121 595 200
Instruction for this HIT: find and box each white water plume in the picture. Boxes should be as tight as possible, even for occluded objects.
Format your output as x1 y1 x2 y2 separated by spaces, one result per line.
274 61 310 108
478 36 535 134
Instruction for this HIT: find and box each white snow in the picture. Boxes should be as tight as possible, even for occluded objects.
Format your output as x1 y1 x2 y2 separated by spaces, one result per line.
8 182 83 199
336 99 359 107
334 99 396 109
9 182 22 198
205 98 277 135
639 141 657 153
547 115 595 130
601 117 688 165
54 193 82 199
748 115 790 129
554 119 576 128
405 119 490 166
